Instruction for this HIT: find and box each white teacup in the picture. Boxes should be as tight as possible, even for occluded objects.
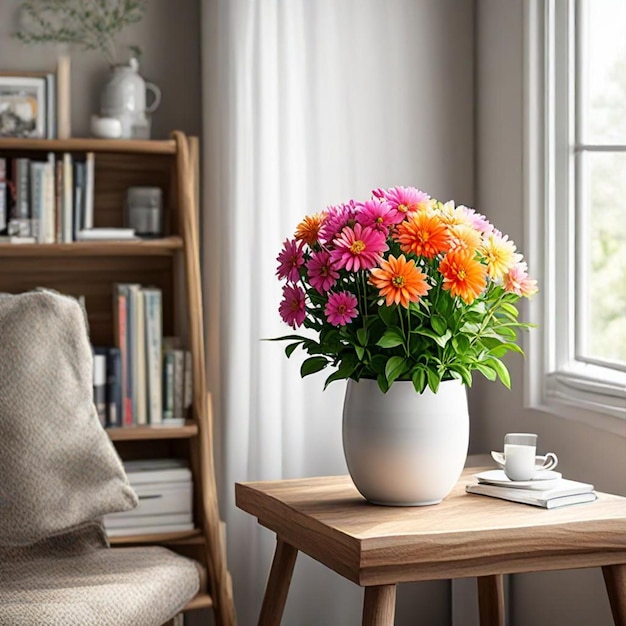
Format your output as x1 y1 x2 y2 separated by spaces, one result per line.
491 433 558 481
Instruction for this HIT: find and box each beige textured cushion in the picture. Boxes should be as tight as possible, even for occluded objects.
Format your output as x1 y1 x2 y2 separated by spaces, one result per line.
0 291 137 546
0 524 200 626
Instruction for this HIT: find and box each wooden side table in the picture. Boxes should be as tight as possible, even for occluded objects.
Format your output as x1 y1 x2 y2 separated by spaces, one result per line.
235 469 626 626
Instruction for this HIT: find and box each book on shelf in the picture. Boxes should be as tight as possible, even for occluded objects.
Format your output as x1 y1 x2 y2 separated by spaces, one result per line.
0 152 97 244
93 346 122 428
110 284 182 428
0 158 6 233
104 458 193 537
465 478 597 509
75 227 136 241
92 352 107 427
144 288 163 425
123 458 191 485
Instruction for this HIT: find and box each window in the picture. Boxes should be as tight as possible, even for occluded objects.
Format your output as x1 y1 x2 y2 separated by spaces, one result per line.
524 0 626 433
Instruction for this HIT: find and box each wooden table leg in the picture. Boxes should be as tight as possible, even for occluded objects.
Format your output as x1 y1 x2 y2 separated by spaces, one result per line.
258 537 298 626
602 564 626 626
477 574 505 626
362 585 397 626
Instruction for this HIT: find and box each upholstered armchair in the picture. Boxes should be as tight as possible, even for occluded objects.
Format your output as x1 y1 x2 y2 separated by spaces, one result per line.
0 291 199 625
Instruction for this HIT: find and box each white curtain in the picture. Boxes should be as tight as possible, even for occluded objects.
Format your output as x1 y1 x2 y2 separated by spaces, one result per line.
200 1 474 624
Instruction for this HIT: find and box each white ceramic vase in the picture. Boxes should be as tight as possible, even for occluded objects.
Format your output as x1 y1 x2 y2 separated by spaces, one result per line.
342 378 469 506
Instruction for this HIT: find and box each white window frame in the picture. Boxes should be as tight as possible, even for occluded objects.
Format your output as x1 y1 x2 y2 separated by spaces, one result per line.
523 0 626 436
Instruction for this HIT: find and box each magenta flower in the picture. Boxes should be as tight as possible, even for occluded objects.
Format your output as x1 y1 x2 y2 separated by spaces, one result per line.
355 198 395 233
374 186 430 223
279 284 306 328
319 202 357 244
325 291 358 326
306 250 339 293
276 238 304 283
330 223 389 272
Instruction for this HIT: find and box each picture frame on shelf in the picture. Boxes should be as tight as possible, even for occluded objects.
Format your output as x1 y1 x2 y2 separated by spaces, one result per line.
0 72 56 139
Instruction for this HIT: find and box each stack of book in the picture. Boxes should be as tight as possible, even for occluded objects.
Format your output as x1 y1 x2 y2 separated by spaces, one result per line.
466 469 597 509
104 459 193 537
91 283 192 428
0 154 136 244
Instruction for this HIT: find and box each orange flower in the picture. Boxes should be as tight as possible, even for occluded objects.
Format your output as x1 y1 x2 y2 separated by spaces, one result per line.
295 213 325 245
439 249 487 304
448 224 482 253
370 254 431 308
394 210 450 259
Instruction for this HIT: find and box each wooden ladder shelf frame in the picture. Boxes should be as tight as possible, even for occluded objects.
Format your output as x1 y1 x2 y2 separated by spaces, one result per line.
173 131 237 626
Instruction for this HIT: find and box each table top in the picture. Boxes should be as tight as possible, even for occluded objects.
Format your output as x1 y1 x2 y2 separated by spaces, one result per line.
235 469 626 586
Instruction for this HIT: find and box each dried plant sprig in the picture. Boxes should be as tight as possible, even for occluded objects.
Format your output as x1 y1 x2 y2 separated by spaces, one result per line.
14 0 148 66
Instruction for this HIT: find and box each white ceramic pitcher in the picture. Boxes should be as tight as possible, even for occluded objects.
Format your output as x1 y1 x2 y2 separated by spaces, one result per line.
100 57 161 139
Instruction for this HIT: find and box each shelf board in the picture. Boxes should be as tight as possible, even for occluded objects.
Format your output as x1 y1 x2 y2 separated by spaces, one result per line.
109 528 202 545
0 137 177 155
0 236 183 257
183 593 214 611
107 421 198 441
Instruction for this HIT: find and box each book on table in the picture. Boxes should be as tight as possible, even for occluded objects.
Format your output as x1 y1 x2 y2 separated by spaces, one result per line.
466 476 597 509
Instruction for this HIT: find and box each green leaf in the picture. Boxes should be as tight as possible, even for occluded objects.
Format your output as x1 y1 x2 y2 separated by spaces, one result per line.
431 315 447 336
356 328 368 346
377 327 405 349
266 334 306 342
449 363 473 387
411 368 426 393
300 356 329 377
500 302 519 319
284 342 301 358
452 335 470 354
355 345 365 361
426 368 441 394
488 342 525 358
385 356 407 385
323 358 357 389
474 362 497 382
485 357 511 389
378 306 396 326
377 374 390 394
370 354 388 375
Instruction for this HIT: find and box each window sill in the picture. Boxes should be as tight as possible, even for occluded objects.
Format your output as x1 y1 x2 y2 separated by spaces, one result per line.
530 364 626 437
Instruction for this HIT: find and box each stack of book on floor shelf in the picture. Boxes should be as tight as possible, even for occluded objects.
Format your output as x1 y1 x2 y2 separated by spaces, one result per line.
466 469 597 509
104 459 193 537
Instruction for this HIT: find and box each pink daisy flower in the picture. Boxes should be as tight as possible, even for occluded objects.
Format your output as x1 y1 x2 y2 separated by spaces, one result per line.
355 198 395 232
457 205 494 235
276 238 304 283
306 250 339 293
325 291 358 326
319 202 357 243
374 186 431 223
503 262 538 297
330 223 389 272
279 284 306 328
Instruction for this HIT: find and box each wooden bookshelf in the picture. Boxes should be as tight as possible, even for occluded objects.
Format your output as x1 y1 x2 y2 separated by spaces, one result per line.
0 236 183 257
0 137 177 155
0 133 237 626
107 421 198 441
109 528 203 545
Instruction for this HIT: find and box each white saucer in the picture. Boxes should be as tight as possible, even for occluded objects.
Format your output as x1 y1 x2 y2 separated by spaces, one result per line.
475 469 563 489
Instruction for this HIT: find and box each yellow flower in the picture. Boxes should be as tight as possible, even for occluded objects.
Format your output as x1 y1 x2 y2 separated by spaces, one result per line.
481 233 522 281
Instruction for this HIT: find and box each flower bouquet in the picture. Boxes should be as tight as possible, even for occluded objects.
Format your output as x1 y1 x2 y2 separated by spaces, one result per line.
274 186 537 394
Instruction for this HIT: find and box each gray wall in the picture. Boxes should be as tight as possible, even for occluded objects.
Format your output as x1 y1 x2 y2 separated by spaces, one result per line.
0 0 201 139
474 2 626 626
